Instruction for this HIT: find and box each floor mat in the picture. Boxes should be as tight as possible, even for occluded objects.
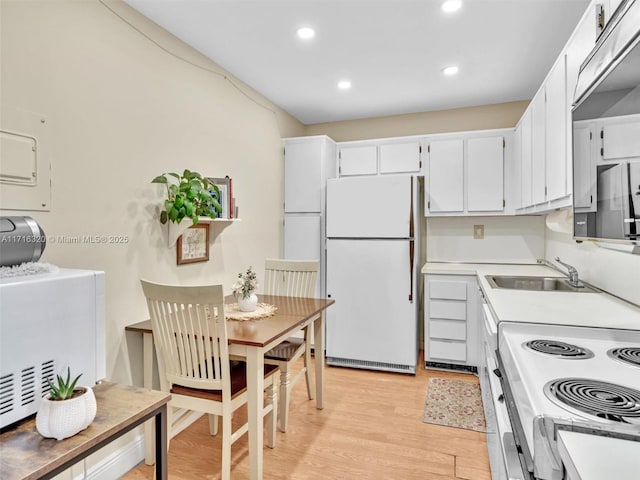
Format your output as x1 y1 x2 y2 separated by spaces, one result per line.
422 377 487 432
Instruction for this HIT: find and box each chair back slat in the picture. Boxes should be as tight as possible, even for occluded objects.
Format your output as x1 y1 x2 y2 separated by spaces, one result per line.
140 280 229 394
264 259 319 298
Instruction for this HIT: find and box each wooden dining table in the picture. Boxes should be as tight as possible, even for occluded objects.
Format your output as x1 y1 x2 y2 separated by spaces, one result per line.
125 294 334 480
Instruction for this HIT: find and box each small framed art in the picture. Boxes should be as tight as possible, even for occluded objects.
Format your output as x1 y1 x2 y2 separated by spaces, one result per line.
177 224 210 265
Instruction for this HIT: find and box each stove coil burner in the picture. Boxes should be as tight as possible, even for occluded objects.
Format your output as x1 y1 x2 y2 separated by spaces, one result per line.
607 347 640 368
524 340 594 359
544 378 640 424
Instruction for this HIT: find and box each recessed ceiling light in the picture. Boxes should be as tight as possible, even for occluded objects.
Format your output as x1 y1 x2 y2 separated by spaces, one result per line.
441 0 462 13
337 80 352 90
442 66 459 76
296 27 315 40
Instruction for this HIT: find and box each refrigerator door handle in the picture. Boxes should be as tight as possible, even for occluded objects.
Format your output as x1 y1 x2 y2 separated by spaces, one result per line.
409 239 414 302
409 176 414 302
409 176 414 239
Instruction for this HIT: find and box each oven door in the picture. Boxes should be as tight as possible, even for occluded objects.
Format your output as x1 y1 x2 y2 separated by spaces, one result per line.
479 301 526 480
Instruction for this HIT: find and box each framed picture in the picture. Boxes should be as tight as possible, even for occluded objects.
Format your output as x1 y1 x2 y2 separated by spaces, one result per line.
177 224 210 265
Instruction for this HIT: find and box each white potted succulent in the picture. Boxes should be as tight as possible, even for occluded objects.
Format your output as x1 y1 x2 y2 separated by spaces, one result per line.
36 367 97 441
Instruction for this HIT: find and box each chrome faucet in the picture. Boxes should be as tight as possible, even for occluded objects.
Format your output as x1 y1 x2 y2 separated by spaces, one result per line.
554 257 583 288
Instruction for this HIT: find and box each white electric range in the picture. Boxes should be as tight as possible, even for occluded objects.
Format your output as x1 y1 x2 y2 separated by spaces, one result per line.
496 322 640 480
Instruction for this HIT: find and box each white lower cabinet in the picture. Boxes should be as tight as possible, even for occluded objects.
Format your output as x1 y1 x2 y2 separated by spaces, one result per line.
424 274 479 371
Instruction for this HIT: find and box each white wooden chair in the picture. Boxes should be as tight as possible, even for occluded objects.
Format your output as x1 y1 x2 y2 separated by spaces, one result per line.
140 280 278 480
263 259 319 432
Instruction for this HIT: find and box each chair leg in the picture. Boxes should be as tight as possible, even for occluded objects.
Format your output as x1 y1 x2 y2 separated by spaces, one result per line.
266 378 278 448
278 368 291 433
166 404 173 450
303 330 315 400
208 414 219 436
221 411 232 480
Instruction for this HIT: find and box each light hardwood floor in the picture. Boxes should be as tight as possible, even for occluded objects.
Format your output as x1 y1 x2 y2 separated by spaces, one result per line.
122 355 491 480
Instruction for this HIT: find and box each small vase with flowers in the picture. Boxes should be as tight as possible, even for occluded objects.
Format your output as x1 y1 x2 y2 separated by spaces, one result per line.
233 266 259 312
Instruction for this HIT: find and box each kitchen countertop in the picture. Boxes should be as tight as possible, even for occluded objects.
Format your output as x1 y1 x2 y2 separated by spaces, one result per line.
557 431 640 480
421 262 640 331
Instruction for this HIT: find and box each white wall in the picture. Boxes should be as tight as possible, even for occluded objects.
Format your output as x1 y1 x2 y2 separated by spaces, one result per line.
0 2 304 473
426 216 545 264
1 0 303 384
545 226 640 306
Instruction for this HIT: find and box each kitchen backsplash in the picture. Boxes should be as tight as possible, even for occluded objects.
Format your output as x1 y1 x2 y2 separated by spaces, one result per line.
425 216 545 264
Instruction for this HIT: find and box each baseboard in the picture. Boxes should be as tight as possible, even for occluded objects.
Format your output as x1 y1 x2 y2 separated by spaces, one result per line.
424 361 478 374
74 434 145 480
72 409 203 479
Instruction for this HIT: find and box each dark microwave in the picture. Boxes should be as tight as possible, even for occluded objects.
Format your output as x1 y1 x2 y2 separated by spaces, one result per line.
572 0 640 246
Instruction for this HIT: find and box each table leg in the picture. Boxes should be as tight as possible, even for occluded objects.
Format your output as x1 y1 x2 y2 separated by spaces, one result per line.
246 348 264 480
143 332 155 465
314 312 325 409
155 404 168 480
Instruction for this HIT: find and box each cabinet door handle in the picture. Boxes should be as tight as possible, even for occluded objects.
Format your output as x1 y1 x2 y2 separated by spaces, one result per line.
492 368 502 378
498 394 505 403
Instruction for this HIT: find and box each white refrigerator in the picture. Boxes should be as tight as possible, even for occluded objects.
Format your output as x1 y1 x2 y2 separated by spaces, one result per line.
325 175 420 374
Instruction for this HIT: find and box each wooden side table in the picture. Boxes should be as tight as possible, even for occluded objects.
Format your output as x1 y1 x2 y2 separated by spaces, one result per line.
0 381 170 480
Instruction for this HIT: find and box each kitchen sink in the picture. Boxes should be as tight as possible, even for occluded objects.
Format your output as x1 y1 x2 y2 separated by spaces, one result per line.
485 275 599 293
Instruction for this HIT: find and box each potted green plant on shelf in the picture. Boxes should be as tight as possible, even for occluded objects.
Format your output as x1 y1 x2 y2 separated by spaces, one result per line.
152 169 222 225
36 367 97 441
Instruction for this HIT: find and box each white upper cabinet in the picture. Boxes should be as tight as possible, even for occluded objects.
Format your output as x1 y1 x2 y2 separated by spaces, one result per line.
545 56 569 202
427 139 464 213
379 140 422 174
566 6 597 108
521 56 570 210
515 1 599 214
425 130 511 216
337 138 422 176
519 110 533 208
284 136 336 213
531 90 547 205
467 136 504 212
338 144 377 176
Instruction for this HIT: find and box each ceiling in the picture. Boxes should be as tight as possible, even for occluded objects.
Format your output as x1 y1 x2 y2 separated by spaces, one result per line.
123 0 591 125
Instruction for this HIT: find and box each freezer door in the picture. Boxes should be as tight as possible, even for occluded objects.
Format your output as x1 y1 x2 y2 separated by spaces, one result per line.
327 175 415 238
326 239 417 372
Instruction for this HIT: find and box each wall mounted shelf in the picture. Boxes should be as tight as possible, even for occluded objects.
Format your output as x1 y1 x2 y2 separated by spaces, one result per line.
167 217 240 247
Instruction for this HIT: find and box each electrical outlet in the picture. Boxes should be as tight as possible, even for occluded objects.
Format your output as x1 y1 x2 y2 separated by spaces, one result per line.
473 224 484 240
